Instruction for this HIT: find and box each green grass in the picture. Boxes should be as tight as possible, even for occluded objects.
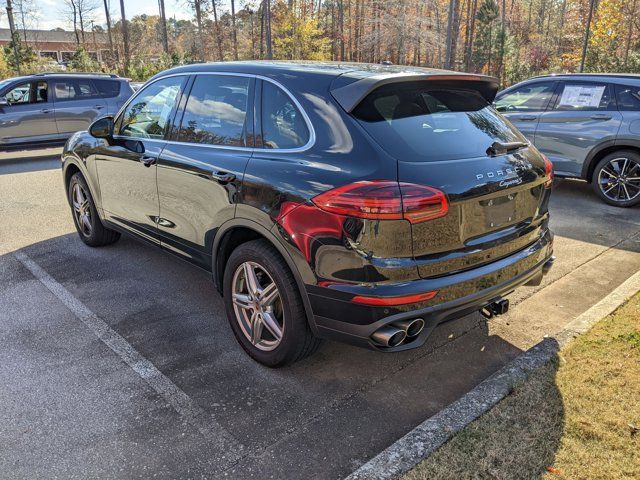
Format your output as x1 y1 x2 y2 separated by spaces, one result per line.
404 293 640 480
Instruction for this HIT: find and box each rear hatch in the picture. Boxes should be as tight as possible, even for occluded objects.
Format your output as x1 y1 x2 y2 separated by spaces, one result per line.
341 76 551 279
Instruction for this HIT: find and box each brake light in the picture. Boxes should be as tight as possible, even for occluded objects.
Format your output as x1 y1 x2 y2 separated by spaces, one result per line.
543 155 554 188
312 180 448 224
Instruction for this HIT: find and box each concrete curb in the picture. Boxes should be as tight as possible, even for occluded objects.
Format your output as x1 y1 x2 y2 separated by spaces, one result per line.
345 270 640 480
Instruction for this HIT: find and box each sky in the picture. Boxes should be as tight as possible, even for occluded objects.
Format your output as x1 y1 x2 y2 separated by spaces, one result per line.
0 0 211 31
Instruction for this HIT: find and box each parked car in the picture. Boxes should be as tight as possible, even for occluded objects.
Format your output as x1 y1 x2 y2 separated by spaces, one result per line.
495 74 640 207
62 62 554 366
0 72 134 150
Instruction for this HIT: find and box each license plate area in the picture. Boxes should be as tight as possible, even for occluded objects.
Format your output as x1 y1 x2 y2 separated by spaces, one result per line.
480 193 517 228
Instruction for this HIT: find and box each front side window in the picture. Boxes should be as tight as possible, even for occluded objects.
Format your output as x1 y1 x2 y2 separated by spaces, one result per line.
261 82 309 149
118 76 184 140
494 82 555 113
176 75 250 146
615 84 640 111
5 82 32 104
53 79 98 101
553 82 614 111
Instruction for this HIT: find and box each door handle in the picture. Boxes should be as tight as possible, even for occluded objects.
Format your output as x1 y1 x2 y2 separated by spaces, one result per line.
139 155 157 167
210 171 236 184
41 108 52 114
590 114 611 120
518 115 537 121
95 105 104 110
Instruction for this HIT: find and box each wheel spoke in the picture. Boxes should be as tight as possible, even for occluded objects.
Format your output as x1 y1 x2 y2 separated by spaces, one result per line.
620 158 629 176
261 311 282 340
232 293 253 311
81 214 91 232
243 263 260 297
601 167 616 177
250 312 263 344
259 282 278 307
622 183 631 200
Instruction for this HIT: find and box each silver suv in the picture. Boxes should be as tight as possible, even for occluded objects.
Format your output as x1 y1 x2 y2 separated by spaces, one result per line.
0 72 133 150
495 74 640 207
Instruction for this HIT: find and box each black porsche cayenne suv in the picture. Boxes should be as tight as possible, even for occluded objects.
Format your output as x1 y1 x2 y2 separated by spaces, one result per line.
62 61 554 366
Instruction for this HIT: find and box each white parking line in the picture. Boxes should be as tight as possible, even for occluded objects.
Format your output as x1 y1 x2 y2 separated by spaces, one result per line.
13 250 245 462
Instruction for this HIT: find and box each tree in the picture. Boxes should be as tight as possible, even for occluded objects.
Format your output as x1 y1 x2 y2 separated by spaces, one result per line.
158 0 169 54
473 0 500 75
68 47 99 71
231 0 238 60
119 0 130 74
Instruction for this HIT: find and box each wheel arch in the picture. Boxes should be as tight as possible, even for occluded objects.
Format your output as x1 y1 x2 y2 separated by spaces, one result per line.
212 219 319 335
582 140 640 182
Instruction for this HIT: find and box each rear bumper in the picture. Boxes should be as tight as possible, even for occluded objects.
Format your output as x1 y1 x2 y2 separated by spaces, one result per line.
307 230 554 351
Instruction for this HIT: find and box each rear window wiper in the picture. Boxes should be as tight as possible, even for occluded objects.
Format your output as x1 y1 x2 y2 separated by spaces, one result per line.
486 141 529 157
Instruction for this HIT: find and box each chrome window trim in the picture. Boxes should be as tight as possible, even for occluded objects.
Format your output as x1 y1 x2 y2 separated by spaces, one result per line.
111 71 316 153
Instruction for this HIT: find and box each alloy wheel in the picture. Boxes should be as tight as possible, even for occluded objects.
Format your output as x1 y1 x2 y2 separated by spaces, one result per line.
231 261 284 351
597 157 640 203
72 182 92 236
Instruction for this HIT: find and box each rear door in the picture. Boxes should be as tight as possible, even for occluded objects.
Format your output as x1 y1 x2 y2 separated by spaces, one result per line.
494 81 557 141
51 77 108 135
535 80 622 177
0 80 59 144
157 74 254 268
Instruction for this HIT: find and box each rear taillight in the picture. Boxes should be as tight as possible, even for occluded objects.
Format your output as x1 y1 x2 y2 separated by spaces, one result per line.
312 180 448 224
543 155 554 188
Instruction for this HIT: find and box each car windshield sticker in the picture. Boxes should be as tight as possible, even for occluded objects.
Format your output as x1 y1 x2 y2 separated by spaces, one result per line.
559 85 605 108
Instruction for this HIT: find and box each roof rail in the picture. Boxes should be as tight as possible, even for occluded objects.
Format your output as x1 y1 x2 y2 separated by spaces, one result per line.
33 72 119 78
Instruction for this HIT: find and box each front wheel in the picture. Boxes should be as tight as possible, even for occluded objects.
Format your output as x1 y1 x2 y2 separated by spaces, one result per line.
68 172 120 247
223 239 320 367
592 151 640 207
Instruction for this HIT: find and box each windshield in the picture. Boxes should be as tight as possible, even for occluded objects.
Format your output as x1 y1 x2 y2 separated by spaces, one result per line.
352 82 525 162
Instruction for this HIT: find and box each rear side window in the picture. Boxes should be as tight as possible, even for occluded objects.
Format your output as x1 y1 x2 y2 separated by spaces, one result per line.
494 83 555 112
553 82 615 111
352 82 524 162
93 79 121 98
176 75 250 147
615 84 640 111
54 79 99 101
261 81 309 149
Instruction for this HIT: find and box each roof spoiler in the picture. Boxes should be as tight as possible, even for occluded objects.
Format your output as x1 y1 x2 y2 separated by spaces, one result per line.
330 72 500 112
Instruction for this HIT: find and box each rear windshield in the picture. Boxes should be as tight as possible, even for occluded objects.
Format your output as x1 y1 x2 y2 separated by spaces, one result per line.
352 82 524 162
93 79 121 98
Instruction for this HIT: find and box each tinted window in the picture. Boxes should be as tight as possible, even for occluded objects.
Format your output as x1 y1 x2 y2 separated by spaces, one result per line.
93 79 121 98
353 82 524 162
553 82 614 111
261 82 309 149
494 82 555 112
176 75 250 146
54 79 99 101
118 76 184 139
615 84 640 111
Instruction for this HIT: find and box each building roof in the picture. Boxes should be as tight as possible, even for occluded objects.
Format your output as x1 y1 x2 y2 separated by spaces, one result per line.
0 28 109 45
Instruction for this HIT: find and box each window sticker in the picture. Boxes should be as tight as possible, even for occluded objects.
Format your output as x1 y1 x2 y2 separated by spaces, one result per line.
558 85 605 108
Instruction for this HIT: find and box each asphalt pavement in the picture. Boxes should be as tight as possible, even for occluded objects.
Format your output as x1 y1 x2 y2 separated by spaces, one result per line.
1 148 639 479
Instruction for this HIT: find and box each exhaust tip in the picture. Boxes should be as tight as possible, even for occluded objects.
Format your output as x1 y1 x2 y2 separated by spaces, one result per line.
393 318 425 337
371 325 407 347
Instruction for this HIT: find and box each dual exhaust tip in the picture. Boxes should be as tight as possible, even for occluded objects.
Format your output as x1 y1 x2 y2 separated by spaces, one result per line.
371 318 425 347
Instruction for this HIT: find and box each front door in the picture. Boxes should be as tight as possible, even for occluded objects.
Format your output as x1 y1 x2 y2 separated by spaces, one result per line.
0 80 58 144
157 74 254 267
535 81 622 177
96 75 187 243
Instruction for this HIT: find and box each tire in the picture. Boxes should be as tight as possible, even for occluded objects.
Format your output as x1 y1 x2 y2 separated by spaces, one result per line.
68 172 121 247
591 151 640 207
223 239 321 367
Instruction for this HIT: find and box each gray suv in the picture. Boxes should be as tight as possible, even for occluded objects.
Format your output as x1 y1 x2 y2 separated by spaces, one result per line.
495 74 640 207
0 72 133 150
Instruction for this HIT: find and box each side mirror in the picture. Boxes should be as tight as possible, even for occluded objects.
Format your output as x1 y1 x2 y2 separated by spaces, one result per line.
89 116 114 139
0 96 9 107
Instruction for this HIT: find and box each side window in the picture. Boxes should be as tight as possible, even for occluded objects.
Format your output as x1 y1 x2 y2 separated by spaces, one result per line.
554 83 614 111
5 82 32 104
53 79 99 101
117 76 184 140
494 83 555 112
261 81 309 149
615 84 640 111
35 81 48 103
93 79 121 98
176 75 250 146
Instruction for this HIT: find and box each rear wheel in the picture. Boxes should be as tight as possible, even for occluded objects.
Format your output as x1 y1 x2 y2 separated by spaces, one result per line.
592 151 640 207
68 172 120 247
223 239 320 367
